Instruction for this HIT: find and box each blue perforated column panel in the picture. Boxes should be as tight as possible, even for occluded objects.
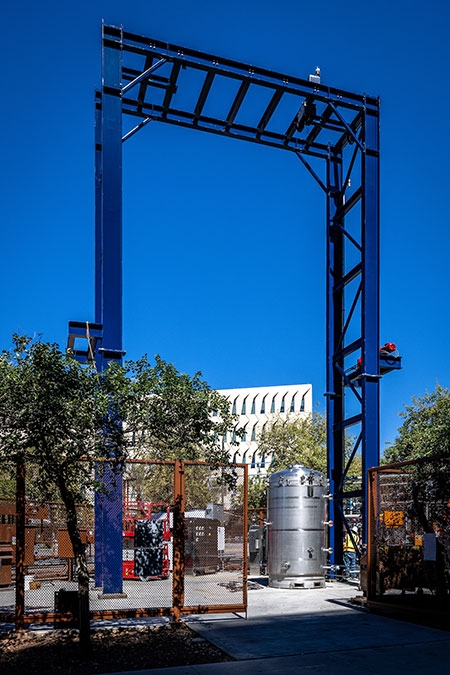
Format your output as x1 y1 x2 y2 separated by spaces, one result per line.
94 25 124 594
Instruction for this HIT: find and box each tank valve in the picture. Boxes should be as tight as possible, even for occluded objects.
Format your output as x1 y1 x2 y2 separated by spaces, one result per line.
281 561 290 571
321 547 333 554
322 520 334 527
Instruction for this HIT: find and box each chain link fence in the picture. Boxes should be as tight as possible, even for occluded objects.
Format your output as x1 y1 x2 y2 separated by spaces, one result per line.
367 455 450 613
0 459 247 628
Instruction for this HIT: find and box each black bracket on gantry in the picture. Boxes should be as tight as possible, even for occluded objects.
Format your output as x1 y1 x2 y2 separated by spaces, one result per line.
67 321 125 366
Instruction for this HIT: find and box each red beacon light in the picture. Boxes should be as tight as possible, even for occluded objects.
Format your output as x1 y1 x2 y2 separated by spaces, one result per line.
356 342 398 371
380 342 396 354
353 342 401 382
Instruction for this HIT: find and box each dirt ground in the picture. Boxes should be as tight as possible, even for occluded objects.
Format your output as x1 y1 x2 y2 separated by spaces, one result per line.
0 622 233 674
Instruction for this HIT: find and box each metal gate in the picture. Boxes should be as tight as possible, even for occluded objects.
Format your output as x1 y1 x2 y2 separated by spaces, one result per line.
367 456 450 611
0 460 247 628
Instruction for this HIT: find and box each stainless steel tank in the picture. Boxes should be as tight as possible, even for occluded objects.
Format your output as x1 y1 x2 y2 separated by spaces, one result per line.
267 464 327 589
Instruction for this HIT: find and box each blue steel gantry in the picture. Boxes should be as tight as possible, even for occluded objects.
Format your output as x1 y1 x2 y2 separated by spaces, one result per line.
68 24 401 590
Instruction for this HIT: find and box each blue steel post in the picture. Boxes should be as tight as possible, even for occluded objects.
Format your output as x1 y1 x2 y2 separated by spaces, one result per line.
326 148 344 572
326 152 336 570
94 91 103 331
94 91 103 587
360 101 380 542
94 25 124 594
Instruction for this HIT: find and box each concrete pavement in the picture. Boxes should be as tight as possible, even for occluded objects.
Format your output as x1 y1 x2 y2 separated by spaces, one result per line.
108 579 450 674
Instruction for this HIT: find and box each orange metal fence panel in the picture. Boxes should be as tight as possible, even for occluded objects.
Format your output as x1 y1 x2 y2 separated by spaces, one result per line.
367 456 450 607
0 459 248 629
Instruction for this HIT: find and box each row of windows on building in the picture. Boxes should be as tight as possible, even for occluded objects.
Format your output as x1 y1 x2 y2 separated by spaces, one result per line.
213 392 306 417
232 450 271 469
217 423 267 444
233 392 306 415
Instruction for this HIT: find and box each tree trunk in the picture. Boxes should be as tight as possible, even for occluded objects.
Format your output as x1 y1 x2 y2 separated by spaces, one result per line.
15 453 26 631
58 479 91 657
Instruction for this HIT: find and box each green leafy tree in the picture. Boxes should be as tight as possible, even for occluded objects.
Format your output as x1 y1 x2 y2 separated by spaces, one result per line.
0 335 132 650
0 466 15 499
383 384 450 463
125 355 237 462
244 413 327 511
247 476 267 510
257 412 328 475
123 355 239 502
0 336 239 649
126 462 227 511
382 385 450 551
252 413 361 509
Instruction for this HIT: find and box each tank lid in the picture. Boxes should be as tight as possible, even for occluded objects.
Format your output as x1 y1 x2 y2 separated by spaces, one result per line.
269 464 325 487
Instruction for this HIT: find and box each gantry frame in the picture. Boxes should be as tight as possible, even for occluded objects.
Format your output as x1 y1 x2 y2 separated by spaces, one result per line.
68 23 401 591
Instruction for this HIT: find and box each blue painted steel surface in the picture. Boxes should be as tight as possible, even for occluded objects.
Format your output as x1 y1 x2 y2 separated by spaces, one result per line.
325 100 381 569
360 107 380 542
94 91 103 330
326 147 345 571
97 27 123 362
67 24 402 578
93 25 124 594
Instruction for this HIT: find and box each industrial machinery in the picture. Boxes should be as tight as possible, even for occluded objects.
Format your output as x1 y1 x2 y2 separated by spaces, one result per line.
248 522 267 576
267 465 330 589
122 502 171 581
185 517 221 576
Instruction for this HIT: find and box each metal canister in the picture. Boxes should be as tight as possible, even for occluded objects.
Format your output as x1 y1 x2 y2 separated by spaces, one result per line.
267 464 327 589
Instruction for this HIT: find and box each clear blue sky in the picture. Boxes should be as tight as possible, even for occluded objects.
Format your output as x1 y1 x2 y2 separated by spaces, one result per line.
2 1 449 452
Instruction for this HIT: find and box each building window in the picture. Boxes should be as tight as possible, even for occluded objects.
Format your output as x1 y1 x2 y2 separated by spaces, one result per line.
261 454 266 468
212 409 218 417
241 397 247 415
241 425 247 442
222 432 227 443
300 393 306 412
260 396 266 414
251 452 257 469
232 429 237 443
290 394 296 413
251 396 257 414
232 397 238 415
232 451 239 463
251 424 257 441
261 423 266 438
270 395 276 413
280 395 286 413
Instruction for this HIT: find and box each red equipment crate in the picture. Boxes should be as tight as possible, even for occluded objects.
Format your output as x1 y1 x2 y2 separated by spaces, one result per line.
122 502 171 580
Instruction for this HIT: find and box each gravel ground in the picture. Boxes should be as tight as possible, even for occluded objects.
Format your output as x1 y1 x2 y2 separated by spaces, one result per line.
0 622 234 674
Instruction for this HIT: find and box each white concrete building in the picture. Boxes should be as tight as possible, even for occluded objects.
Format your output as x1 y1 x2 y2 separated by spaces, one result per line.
216 384 312 477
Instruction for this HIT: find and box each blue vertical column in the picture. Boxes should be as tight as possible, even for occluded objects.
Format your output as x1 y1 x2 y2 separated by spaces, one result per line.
360 102 380 543
94 91 103 330
94 91 104 587
326 150 343 571
94 25 124 594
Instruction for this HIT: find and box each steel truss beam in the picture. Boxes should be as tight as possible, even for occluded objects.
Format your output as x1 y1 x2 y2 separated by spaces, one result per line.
69 23 401 588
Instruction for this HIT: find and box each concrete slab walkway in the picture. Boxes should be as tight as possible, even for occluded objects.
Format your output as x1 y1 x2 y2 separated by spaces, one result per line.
108 580 450 674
